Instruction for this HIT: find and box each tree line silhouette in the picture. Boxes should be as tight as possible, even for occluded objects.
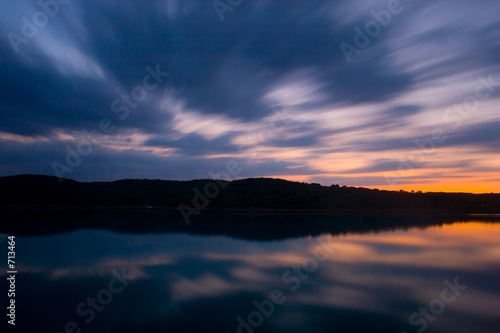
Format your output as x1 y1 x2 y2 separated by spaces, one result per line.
1 174 499 214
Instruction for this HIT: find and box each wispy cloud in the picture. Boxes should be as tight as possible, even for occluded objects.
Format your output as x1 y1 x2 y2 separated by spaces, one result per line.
0 0 499 192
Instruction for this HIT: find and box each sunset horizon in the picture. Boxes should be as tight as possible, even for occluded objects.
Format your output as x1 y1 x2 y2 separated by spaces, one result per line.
1 1 499 193
1 2 500 331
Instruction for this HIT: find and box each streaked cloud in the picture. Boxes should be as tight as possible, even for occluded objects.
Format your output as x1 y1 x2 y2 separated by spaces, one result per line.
0 0 499 192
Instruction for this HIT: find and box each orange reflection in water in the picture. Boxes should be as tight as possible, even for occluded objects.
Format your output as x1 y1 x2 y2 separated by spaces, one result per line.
315 222 500 270
297 222 500 321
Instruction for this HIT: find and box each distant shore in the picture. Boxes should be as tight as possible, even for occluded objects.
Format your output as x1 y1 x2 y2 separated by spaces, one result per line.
1 175 499 216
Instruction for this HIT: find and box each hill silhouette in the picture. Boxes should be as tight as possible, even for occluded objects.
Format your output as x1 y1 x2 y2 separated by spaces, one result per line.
1 174 499 214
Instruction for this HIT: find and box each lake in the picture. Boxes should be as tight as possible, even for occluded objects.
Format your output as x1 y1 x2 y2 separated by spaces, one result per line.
2 210 500 332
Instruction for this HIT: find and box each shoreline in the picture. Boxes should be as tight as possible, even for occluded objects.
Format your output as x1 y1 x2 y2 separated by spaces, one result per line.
2 205 500 217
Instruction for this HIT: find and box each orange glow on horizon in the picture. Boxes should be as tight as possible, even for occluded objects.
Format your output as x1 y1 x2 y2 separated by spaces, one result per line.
371 182 500 194
264 174 499 194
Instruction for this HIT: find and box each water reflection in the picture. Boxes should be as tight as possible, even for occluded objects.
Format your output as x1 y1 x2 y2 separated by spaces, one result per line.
2 216 499 333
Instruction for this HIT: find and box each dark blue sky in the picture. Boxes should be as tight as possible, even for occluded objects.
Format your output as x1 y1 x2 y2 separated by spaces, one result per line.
1 0 499 192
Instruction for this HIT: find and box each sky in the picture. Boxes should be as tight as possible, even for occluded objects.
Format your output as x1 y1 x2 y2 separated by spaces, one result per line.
0 0 499 193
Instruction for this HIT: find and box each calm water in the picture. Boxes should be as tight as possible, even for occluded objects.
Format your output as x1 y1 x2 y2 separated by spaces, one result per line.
2 213 500 333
